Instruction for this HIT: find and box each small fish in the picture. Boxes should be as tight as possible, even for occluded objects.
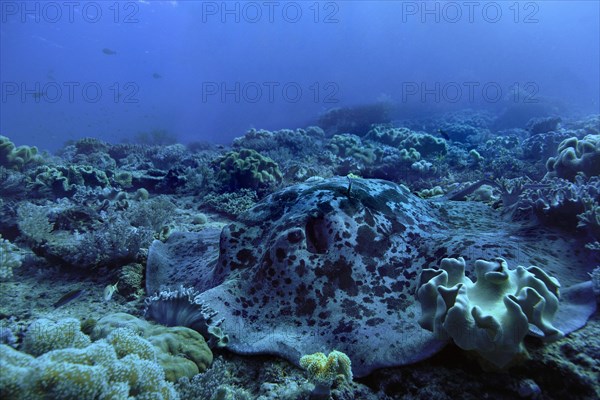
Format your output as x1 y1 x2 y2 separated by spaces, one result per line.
152 73 162 79
103 281 119 301
437 129 450 140
102 48 116 55
54 289 85 308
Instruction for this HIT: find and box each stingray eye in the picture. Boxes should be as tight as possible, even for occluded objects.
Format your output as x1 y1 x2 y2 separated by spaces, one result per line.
305 214 328 254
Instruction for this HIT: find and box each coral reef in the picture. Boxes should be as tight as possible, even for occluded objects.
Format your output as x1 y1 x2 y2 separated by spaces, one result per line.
0 135 39 170
91 313 213 381
526 116 562 135
2 111 600 399
213 149 283 193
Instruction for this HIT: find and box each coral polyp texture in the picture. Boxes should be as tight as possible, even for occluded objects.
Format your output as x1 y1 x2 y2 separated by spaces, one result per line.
300 350 353 398
0 318 179 399
417 257 563 368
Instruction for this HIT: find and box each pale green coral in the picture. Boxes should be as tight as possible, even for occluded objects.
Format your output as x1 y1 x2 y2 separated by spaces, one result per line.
91 313 213 382
417 257 563 368
1 317 179 399
328 134 377 164
0 342 178 400
399 132 447 157
106 327 157 361
545 134 600 180
30 164 110 196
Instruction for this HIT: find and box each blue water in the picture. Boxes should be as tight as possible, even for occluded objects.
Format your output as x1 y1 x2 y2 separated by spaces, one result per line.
1 1 598 150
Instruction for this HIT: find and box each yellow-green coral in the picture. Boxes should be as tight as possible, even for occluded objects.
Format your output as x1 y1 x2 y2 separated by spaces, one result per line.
0 135 39 170
91 313 213 382
214 148 283 192
300 350 352 396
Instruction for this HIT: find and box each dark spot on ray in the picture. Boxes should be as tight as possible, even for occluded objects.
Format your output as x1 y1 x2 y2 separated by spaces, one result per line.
275 247 285 262
314 256 357 296
366 317 385 326
332 319 354 335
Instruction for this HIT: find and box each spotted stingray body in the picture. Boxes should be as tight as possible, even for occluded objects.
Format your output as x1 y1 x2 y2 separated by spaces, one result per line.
147 177 595 377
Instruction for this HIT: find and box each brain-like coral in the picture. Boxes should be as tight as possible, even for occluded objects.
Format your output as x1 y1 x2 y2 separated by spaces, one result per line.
545 134 600 180
0 342 178 399
22 318 91 356
364 126 413 147
417 257 562 368
232 127 323 156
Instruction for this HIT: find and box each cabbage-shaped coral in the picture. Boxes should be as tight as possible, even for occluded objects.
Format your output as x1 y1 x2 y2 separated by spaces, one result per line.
399 132 447 157
0 135 39 170
328 134 377 164
417 257 563 368
545 134 600 180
